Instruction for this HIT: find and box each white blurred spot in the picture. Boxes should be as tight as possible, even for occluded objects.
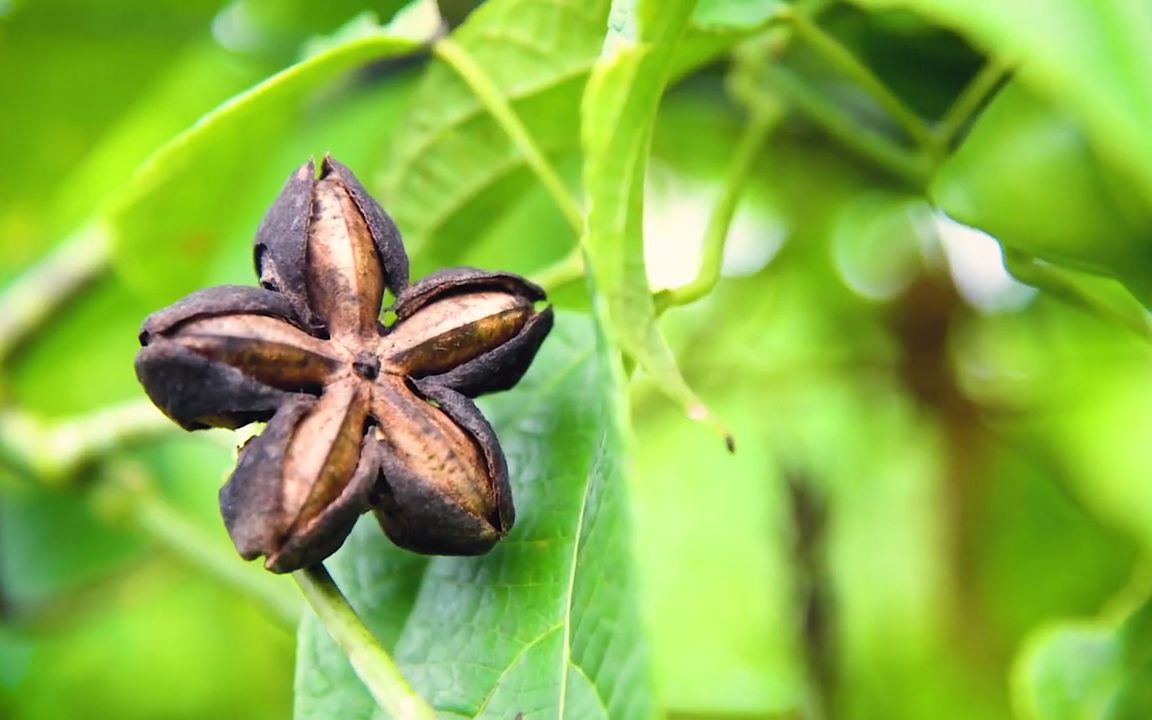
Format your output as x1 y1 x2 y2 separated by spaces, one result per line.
832 195 930 301
643 172 785 292
934 213 1035 312
211 1 265 54
383 0 443 42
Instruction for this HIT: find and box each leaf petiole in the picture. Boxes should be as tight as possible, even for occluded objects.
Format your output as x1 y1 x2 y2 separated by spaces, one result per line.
783 6 935 154
656 104 781 312
934 55 1013 151
433 37 585 236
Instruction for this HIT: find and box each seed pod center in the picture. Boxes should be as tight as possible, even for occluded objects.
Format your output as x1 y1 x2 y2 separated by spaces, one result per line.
353 351 381 380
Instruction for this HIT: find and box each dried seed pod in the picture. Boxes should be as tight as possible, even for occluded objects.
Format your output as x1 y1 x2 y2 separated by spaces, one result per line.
134 156 552 572
369 378 512 555
386 268 554 396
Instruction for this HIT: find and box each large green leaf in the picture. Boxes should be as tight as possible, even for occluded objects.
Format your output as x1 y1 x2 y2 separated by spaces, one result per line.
0 0 228 275
49 42 274 239
847 0 1152 213
382 0 611 267
932 81 1152 302
581 0 730 442
108 19 423 302
295 312 655 720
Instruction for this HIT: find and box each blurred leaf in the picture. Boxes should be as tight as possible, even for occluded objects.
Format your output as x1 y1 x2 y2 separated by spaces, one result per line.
691 0 781 30
1015 624 1120 720
212 0 408 59
0 0 229 275
7 565 292 720
849 0 1152 213
933 81 1152 301
0 481 143 606
109 23 422 303
8 276 150 415
383 0 610 266
632 390 802 715
1001 251 1152 340
1014 599 1152 720
582 0 730 443
49 43 274 237
296 312 654 720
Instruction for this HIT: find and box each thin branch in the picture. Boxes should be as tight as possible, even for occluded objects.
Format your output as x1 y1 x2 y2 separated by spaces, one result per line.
0 223 110 367
656 107 779 312
294 564 436 720
116 461 301 629
934 56 1012 150
433 36 584 235
0 411 298 627
0 400 178 486
769 66 932 187
783 7 935 154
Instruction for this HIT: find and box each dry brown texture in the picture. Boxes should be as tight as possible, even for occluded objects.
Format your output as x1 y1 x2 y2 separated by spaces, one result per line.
306 178 384 339
383 291 531 376
372 377 491 521
135 156 553 571
281 379 370 530
175 314 343 389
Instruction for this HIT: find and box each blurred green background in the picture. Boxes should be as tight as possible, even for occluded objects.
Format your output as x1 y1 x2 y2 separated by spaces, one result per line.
3 0 1152 719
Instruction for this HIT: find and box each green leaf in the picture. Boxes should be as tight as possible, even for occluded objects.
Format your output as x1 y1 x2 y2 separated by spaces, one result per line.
295 312 655 720
108 23 422 303
581 0 730 444
49 43 275 239
1014 623 1121 720
932 81 1152 301
382 0 611 265
848 0 1152 212
632 391 803 714
691 0 782 30
0 0 228 273
1013 597 1152 720
1000 251 1152 341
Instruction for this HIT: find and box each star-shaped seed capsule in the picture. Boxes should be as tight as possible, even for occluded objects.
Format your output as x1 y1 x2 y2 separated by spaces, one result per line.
135 156 553 572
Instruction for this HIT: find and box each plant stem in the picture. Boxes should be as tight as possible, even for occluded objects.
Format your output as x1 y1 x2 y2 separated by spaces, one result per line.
784 7 935 153
433 36 584 235
530 246 586 295
656 107 779 312
119 463 301 629
934 56 1012 150
769 66 931 186
0 400 178 486
294 564 436 720
0 223 110 367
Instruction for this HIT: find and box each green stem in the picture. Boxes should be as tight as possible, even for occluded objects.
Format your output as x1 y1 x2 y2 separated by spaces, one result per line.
530 246 586 295
934 56 1012 150
294 564 436 720
0 400 178 486
433 37 584 235
656 107 779 312
784 7 935 153
769 66 931 186
122 465 301 629
0 223 110 368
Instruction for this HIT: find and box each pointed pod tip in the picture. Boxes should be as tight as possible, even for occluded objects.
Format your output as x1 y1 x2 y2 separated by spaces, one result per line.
320 152 336 176
296 157 317 180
